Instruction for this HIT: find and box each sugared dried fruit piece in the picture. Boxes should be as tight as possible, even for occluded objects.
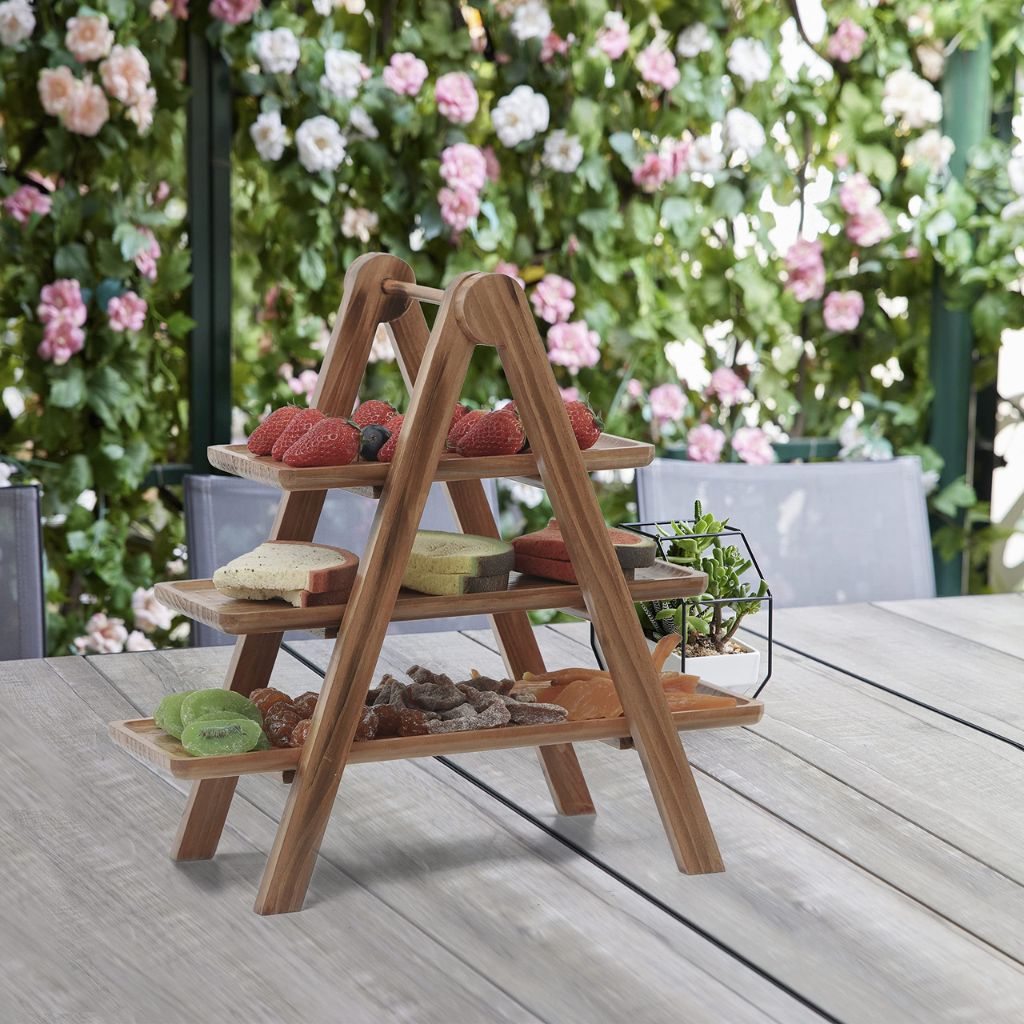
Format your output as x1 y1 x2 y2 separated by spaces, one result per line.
247 406 301 456
180 689 262 729
265 705 302 747
503 699 568 725
249 687 292 718
373 705 403 737
289 719 312 747
181 718 263 757
352 399 397 428
355 708 379 741
271 407 324 460
292 691 319 719
283 417 360 468
397 709 430 736
153 691 194 739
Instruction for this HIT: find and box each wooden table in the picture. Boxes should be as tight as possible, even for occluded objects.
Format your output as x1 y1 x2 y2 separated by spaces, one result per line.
2 596 1023 1023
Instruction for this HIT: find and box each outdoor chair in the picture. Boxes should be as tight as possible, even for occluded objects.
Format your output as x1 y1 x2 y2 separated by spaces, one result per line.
184 474 501 646
0 484 46 660
636 456 936 607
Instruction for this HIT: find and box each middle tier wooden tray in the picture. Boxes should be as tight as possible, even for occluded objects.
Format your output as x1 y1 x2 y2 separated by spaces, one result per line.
155 561 707 636
207 431 653 491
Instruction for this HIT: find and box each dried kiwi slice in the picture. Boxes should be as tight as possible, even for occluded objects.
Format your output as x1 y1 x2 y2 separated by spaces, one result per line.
180 718 263 757
153 691 194 740
254 731 272 751
180 689 262 728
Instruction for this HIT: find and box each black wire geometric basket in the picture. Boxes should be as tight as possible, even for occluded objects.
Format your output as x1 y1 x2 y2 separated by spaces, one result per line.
588 518 773 699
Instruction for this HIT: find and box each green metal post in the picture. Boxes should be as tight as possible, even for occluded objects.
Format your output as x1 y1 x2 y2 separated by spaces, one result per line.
928 33 992 594
187 15 233 474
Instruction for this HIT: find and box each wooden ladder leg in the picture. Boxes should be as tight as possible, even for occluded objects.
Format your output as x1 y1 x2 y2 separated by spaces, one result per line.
254 278 478 914
172 253 415 862
387 305 595 816
456 275 724 874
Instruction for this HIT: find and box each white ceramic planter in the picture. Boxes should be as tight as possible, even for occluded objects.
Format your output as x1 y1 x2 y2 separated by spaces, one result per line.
648 637 761 695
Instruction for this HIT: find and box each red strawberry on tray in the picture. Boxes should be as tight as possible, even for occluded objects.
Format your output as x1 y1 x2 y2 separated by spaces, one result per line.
352 399 397 428
456 408 526 457
271 407 324 460
564 400 602 450
282 418 361 467
247 406 301 456
446 409 484 451
377 415 403 462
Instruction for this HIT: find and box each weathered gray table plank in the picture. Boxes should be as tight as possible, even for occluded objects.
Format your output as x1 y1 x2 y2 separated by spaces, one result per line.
0 656 530 1024
873 594 1024 661
758 602 1024 745
295 626 1024 1024
88 646 811 1024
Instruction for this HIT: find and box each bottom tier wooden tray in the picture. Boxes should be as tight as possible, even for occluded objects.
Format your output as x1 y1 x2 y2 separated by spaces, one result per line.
109 684 762 782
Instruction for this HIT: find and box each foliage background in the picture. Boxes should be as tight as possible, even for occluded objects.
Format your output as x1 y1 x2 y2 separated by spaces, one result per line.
2 0 1023 653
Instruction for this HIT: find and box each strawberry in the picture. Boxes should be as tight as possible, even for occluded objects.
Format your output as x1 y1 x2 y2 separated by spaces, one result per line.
282 417 361 467
352 399 397 428
564 400 602 450
446 409 485 451
377 415 403 462
456 409 526 457
271 408 324 460
247 406 301 456
450 403 469 432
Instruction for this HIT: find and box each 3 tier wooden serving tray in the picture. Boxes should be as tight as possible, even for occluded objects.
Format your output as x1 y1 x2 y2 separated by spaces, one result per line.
109 254 762 915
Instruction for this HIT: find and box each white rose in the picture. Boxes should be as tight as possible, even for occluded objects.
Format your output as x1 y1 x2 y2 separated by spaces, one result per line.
0 0 34 47
341 206 379 242
542 129 583 173
125 630 156 652
916 43 945 82
904 129 954 173
343 0 365 11
320 48 364 99
722 108 766 159
727 37 771 89
132 586 174 633
313 0 333 12
369 322 397 363
1007 156 1024 196
253 27 301 76
295 114 347 172
882 68 942 129
510 0 552 41
126 86 156 134
149 0 170 18
688 134 725 173
676 24 712 58
250 109 289 161
65 14 114 62
1001 197 1024 221
0 463 14 487
491 84 549 147
348 105 378 139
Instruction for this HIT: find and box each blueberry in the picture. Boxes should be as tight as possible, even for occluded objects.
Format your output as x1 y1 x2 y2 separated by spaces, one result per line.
360 424 391 461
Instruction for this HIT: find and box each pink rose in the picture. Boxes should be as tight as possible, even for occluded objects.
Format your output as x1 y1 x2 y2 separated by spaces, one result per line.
100 45 151 106
134 227 161 281
288 369 319 403
541 32 569 63
596 12 630 60
3 185 52 225
73 613 128 654
705 367 746 406
38 319 85 365
559 385 580 402
494 260 525 288
65 14 114 63
208 0 259 25
38 66 77 117
823 291 865 332
435 72 479 124
439 143 487 192
438 185 480 233
826 20 866 63
530 273 575 324
636 43 680 91
838 172 880 217
664 138 692 178
383 52 428 96
626 378 644 399
687 424 726 463
783 239 825 302
846 207 892 247
62 76 109 137
546 320 601 371
632 152 671 193
107 291 147 333
153 180 171 203
732 426 775 465
38 279 87 327
648 382 685 424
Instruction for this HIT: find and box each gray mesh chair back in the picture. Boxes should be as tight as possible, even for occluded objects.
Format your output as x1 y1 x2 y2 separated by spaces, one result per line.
0 485 46 660
636 456 935 607
185 475 502 645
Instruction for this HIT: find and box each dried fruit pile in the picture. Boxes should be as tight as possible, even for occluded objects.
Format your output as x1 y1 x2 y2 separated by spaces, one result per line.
245 396 602 468
152 688 273 756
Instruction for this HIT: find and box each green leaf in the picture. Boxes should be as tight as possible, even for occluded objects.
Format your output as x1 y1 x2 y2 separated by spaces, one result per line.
54 243 92 282
931 476 977 517
166 311 197 339
298 249 326 291
87 366 135 430
49 366 86 409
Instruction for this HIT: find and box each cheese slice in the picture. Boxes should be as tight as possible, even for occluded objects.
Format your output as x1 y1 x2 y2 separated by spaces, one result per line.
213 541 358 606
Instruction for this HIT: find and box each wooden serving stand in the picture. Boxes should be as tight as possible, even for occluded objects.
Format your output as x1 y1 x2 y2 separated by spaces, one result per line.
109 254 762 915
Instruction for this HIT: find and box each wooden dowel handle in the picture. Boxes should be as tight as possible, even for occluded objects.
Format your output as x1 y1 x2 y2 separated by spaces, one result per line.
382 280 445 304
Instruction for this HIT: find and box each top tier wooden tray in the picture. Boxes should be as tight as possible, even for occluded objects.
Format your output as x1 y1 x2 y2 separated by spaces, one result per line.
208 432 652 491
